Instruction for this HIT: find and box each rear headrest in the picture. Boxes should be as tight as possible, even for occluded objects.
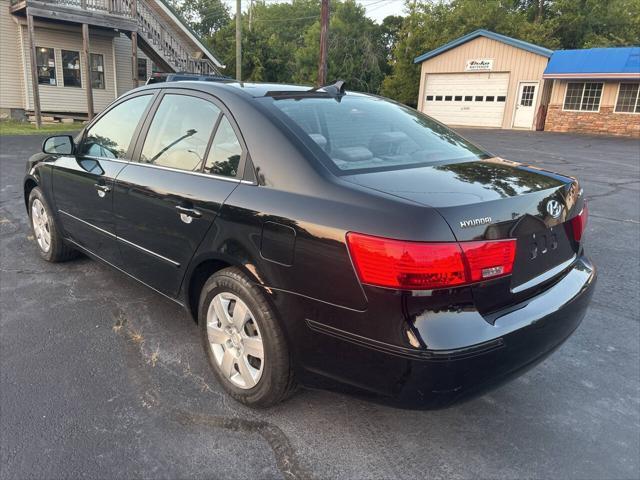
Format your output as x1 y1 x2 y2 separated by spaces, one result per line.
369 131 411 156
334 146 373 162
308 133 328 150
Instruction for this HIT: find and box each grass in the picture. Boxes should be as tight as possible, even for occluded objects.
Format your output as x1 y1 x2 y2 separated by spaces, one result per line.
0 119 82 136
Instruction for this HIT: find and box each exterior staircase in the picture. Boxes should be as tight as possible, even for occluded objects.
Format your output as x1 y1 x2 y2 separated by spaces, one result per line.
130 0 220 75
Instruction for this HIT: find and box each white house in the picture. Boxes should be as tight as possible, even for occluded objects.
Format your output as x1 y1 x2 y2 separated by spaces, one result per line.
0 0 223 124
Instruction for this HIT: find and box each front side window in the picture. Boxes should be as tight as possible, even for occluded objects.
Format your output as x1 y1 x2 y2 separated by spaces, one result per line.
204 116 242 177
81 94 152 159
268 94 489 174
62 50 81 88
140 94 220 171
137 58 148 81
563 82 603 111
615 83 640 113
90 53 105 89
36 47 56 85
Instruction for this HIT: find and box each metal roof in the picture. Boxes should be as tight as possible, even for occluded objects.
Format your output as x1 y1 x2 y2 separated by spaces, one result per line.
413 29 553 64
543 47 640 79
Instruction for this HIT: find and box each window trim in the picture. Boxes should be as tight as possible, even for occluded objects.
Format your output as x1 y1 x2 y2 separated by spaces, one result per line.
35 46 57 86
130 88 249 182
613 82 640 114
89 53 105 89
78 90 158 162
562 82 603 113
137 57 148 82
61 49 82 88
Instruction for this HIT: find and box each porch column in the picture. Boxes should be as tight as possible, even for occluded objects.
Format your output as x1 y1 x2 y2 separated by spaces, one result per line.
131 32 138 87
131 0 138 87
82 23 94 120
26 12 42 128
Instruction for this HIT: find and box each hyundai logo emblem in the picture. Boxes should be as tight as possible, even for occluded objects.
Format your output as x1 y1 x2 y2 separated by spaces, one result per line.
546 199 563 218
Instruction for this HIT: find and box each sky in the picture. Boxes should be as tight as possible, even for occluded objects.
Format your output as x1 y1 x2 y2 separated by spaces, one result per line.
220 0 407 24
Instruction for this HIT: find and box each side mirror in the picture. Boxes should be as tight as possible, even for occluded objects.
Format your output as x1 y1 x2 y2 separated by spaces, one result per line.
43 135 75 155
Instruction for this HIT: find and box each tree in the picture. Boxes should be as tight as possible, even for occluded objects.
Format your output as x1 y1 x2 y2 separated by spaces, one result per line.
294 0 387 91
171 0 230 38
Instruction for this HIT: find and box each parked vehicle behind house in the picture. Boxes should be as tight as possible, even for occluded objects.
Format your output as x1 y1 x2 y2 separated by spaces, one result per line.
24 80 596 408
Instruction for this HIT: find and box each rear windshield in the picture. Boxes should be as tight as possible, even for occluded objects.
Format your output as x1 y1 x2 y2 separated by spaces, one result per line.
269 94 489 174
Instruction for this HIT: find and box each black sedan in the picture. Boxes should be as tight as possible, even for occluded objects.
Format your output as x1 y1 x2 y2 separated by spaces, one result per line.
24 80 595 408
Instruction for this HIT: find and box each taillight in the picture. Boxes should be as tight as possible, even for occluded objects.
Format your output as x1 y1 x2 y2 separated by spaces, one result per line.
459 240 516 282
346 232 516 290
571 202 588 242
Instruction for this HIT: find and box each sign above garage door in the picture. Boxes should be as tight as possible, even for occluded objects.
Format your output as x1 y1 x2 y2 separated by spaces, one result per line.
465 59 493 71
423 72 509 128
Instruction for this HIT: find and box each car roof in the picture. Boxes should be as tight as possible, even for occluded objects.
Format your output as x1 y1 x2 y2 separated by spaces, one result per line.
145 80 372 100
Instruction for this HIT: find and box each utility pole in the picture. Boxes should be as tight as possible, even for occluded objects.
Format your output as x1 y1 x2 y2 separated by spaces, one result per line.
317 0 329 86
235 0 242 81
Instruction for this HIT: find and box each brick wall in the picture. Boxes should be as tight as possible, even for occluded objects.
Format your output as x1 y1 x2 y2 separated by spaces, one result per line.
544 106 640 137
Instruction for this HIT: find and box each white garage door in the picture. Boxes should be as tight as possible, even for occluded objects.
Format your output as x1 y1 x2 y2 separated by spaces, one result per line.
423 73 509 127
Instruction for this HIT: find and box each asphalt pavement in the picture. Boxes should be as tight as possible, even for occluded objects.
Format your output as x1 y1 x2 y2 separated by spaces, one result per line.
1 129 639 479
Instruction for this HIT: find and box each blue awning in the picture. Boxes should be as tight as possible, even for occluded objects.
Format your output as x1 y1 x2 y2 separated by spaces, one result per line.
543 47 640 79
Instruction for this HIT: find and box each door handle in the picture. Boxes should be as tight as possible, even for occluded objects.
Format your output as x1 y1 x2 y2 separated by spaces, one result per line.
176 205 202 219
94 183 111 197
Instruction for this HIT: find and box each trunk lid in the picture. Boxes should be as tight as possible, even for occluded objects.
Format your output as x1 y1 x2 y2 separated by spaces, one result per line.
343 157 584 308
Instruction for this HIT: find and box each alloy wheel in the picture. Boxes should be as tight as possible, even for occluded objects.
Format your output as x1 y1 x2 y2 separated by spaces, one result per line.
206 292 264 389
31 198 51 253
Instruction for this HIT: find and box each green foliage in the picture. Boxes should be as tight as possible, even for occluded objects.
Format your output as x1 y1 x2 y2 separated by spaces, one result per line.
176 0 640 105
171 0 230 38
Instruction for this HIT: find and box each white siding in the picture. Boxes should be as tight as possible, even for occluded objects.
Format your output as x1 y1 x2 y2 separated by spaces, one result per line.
0 0 26 109
113 33 152 97
19 23 117 113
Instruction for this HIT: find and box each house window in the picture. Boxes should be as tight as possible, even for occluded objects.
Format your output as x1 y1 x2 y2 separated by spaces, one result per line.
426 95 434 101
36 47 56 85
464 96 472 101
615 83 639 113
90 53 105 89
475 96 483 101
444 96 452 101
62 50 81 88
563 82 603 111
497 96 506 102
137 58 148 81
454 95 462 101
486 96 495 102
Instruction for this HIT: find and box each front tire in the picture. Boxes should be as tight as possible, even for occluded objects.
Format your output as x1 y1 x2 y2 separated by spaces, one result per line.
28 186 77 262
198 267 296 407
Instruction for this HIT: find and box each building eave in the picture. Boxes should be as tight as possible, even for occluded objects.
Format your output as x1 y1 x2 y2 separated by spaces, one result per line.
413 29 553 64
543 73 640 79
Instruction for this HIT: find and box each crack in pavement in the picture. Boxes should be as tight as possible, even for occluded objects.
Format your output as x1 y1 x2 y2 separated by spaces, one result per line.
112 308 312 480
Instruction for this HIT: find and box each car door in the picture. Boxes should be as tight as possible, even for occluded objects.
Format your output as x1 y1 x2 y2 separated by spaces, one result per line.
112 89 245 297
51 92 155 264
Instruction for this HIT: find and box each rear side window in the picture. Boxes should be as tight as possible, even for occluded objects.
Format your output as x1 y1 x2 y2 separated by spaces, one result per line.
81 94 152 159
269 95 488 174
204 116 242 177
139 94 220 171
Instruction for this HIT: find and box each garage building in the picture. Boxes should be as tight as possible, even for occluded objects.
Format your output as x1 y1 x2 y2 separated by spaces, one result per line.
414 29 553 130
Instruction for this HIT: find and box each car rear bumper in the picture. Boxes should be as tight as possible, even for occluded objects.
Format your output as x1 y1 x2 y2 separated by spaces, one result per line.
272 255 596 408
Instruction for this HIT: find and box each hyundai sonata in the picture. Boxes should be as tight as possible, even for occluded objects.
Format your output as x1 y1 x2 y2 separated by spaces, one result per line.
24 80 595 407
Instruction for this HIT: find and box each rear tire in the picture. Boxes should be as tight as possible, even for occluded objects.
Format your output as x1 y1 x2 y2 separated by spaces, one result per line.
28 187 77 262
198 267 296 407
